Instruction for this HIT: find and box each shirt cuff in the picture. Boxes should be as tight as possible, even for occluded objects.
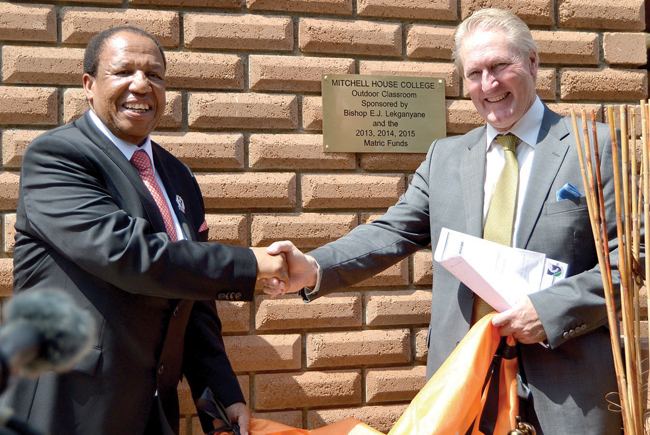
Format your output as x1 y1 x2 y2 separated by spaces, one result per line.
299 260 322 302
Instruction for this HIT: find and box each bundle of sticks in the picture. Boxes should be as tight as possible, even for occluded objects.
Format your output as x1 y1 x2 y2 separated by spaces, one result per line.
570 103 648 435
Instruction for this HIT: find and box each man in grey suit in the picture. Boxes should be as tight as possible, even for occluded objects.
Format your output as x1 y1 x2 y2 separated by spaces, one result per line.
9 27 287 435
267 8 620 434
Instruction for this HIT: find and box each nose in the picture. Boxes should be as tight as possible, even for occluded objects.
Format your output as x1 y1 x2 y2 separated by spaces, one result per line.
129 71 152 94
481 70 497 92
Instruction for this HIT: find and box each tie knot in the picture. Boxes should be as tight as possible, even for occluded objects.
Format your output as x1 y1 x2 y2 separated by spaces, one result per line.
496 134 518 153
130 149 153 176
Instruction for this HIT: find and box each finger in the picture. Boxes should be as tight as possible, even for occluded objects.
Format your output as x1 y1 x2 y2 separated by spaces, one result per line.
491 310 511 327
267 240 295 255
237 410 250 435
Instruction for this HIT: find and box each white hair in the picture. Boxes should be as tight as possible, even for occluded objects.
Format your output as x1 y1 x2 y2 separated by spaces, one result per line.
453 8 538 73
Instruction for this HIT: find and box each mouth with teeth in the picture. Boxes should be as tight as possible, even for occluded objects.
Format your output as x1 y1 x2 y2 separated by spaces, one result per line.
485 93 509 103
122 102 152 114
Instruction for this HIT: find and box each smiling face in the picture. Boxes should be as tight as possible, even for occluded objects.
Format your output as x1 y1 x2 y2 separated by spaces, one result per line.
460 28 538 132
82 31 166 145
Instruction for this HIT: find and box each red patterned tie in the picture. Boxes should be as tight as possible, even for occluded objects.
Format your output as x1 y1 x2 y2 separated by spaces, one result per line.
130 149 178 241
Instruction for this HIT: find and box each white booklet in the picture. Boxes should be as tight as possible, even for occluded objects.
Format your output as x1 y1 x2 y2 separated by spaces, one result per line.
433 227 567 312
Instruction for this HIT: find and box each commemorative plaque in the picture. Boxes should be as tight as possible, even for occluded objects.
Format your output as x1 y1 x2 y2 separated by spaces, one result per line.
322 74 446 153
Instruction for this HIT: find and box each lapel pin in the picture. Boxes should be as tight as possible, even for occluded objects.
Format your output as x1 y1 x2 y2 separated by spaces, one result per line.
176 195 185 213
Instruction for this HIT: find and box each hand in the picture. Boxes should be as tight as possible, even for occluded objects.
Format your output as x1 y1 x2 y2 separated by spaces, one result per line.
214 402 250 435
266 241 319 295
491 297 547 344
250 247 288 295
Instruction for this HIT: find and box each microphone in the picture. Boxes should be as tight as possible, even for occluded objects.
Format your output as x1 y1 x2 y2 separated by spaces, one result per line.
0 289 95 393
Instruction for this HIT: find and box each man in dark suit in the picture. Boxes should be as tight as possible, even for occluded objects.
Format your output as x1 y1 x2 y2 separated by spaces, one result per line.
267 8 620 434
9 26 286 435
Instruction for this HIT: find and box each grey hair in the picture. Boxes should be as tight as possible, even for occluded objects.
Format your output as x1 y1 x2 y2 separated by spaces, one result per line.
453 8 538 73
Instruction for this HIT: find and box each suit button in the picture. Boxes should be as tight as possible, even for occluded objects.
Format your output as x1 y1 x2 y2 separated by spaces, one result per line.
234 292 242 300
158 364 164 375
568 329 576 336
562 331 569 339
217 294 226 300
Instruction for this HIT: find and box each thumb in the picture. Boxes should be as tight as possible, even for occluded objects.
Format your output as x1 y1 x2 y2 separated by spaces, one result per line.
267 240 295 255
491 309 510 327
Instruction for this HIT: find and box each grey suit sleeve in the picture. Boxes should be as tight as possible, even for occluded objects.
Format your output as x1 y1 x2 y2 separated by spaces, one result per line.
18 133 257 300
308 143 436 296
530 124 621 348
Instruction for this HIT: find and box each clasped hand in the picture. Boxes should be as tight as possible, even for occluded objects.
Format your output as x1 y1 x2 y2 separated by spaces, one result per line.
251 241 318 297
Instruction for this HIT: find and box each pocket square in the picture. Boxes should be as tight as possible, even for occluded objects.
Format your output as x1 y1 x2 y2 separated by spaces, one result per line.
556 182 583 202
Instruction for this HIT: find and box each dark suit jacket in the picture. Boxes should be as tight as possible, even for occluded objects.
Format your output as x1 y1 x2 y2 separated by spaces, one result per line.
8 111 256 435
308 107 621 434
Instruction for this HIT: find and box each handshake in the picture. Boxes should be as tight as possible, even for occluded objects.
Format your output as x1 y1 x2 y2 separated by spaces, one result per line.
251 241 319 297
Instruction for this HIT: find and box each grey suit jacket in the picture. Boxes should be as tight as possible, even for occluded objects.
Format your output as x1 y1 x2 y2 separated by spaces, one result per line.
9 112 257 435
309 107 620 434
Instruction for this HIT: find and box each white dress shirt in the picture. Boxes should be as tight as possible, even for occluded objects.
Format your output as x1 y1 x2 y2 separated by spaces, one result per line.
88 110 185 240
484 96 544 247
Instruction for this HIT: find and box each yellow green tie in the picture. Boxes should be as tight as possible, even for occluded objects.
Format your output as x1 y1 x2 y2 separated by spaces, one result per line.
472 133 520 323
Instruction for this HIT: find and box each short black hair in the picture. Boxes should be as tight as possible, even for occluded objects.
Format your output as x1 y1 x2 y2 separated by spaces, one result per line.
83 26 167 76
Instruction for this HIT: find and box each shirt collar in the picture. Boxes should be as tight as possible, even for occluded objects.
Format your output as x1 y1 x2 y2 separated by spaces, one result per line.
88 109 154 166
486 96 544 150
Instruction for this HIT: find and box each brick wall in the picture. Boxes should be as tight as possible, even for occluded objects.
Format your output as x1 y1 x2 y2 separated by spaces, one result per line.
0 0 647 433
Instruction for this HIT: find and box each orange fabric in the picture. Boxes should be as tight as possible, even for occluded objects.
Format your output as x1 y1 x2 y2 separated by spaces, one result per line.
215 417 385 435
389 314 518 435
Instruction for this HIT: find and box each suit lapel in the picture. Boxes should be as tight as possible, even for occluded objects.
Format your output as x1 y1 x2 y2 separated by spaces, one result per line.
75 112 168 234
152 145 197 241
516 108 570 249
460 128 488 237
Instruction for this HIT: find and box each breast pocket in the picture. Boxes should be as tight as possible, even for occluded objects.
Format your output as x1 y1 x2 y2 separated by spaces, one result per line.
543 197 588 215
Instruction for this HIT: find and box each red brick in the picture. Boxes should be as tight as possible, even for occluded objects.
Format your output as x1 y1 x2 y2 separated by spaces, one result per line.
365 290 431 327
151 133 244 170
360 153 426 172
131 0 240 7
306 329 410 368
216 300 250 333
1 130 45 169
3 214 16 255
0 3 56 43
603 33 647 66
301 174 404 209
358 0 457 20
414 327 428 362
252 411 303 428
63 88 181 127
558 0 644 31
0 172 19 212
247 0 352 14
224 334 301 372
532 30 599 65
461 0 554 26
536 68 556 100
250 55 354 93
61 8 179 47
359 61 458 97
197 173 295 209
0 259 11 297
561 68 647 101
413 249 432 285
165 52 243 90
2 46 83 86
365 366 426 404
62 0 121 4
188 93 298 130
446 99 483 134
406 25 455 60
255 292 362 331
177 379 195 415
299 18 401 57
203 214 247 246
249 134 354 170
251 213 356 248
308 405 407 433
184 13 292 51
354 260 409 288
255 370 361 410
303 96 323 131
0 87 57 126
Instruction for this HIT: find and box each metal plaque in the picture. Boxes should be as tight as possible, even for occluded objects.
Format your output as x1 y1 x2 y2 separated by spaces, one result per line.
322 74 446 153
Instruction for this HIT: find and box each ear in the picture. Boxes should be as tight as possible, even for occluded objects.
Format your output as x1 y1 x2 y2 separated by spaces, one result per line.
81 73 96 108
528 51 539 80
